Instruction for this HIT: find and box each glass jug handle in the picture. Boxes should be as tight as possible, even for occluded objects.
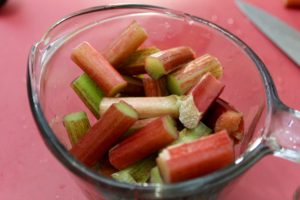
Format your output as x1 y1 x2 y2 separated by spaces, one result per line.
264 100 300 162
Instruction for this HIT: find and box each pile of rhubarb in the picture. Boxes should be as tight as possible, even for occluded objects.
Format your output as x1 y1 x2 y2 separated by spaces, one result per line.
63 20 245 184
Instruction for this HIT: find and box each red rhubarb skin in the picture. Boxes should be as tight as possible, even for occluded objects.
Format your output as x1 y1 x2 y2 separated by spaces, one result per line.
158 130 234 183
143 75 169 97
103 21 148 67
189 72 225 114
147 46 195 73
71 42 127 97
109 116 177 170
70 103 137 167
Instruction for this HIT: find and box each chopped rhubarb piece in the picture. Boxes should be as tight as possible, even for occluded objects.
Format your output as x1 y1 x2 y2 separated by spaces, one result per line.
171 122 211 146
71 41 127 96
63 111 91 146
179 73 225 129
202 98 237 128
109 116 178 170
150 166 163 184
71 73 104 119
119 47 160 75
99 95 180 119
111 155 156 184
145 46 195 79
203 98 244 143
121 75 144 96
142 74 169 97
157 130 234 183
70 101 138 167
103 20 148 67
215 111 244 142
167 54 223 95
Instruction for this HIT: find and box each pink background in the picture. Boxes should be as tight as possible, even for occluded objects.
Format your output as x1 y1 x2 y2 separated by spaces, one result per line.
1 0 300 199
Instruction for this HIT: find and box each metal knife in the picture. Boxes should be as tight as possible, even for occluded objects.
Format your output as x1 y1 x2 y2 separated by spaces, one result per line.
236 0 300 66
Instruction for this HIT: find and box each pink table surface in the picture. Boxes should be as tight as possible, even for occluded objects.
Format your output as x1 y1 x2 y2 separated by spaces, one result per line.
1 0 300 199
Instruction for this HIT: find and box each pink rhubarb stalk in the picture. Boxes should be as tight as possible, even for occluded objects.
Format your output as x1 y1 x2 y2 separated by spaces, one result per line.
71 42 127 97
70 101 138 167
109 116 178 170
103 20 148 67
157 130 234 183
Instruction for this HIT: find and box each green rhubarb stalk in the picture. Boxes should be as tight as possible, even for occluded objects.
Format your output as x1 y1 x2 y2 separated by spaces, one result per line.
171 122 211 146
150 166 163 184
63 111 91 146
71 73 104 119
111 155 156 184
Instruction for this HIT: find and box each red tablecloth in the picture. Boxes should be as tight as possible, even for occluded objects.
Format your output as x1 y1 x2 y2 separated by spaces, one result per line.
1 0 300 199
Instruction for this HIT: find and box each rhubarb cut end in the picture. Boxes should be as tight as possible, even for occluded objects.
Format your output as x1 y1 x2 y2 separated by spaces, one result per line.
163 116 178 139
210 58 223 79
145 57 166 80
166 74 184 95
63 111 87 122
179 95 202 129
63 111 91 145
115 101 139 119
215 111 244 142
156 151 171 183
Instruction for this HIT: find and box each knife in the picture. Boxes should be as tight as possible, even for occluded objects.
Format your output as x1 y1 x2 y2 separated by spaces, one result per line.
236 0 300 66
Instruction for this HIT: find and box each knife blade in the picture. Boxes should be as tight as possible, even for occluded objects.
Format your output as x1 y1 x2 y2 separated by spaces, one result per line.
236 0 300 66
